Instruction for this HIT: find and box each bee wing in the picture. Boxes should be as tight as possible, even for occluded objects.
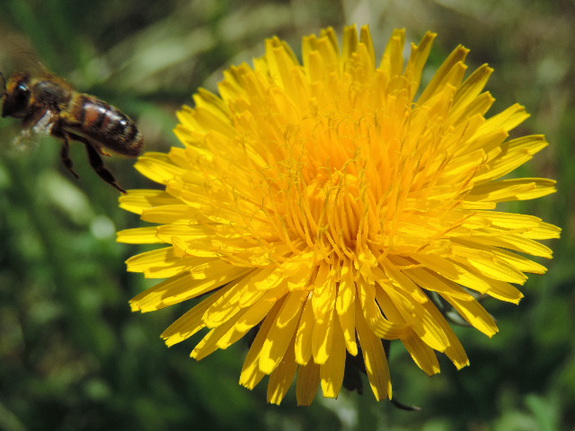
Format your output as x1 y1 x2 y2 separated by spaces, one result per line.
14 110 56 147
30 109 56 134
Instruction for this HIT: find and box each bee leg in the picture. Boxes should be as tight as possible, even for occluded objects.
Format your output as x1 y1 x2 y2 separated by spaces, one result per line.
60 137 80 179
81 140 127 193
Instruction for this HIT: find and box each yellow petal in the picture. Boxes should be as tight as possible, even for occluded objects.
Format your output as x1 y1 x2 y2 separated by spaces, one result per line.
417 44 469 103
119 189 178 215
468 178 557 202
335 262 357 355
239 301 282 389
125 247 198 278
130 263 249 310
402 332 440 375
117 227 163 244
191 310 241 361
355 301 391 401
294 297 314 365
311 302 335 364
161 287 229 346
259 290 306 374
141 205 199 224
358 278 409 339
379 28 405 78
404 31 436 99
295 361 321 406
320 315 346 398
444 295 498 337
215 288 284 349
135 153 185 185
268 338 298 405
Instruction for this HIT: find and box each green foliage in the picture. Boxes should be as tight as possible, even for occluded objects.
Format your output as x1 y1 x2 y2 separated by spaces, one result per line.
0 0 573 429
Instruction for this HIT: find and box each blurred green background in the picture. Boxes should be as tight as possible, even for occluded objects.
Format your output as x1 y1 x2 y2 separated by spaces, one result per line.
0 0 573 430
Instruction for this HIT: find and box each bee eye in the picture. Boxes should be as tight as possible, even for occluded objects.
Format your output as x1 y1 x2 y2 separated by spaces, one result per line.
2 81 31 118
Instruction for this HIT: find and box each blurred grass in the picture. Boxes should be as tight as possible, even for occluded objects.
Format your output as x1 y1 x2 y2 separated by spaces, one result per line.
0 0 573 430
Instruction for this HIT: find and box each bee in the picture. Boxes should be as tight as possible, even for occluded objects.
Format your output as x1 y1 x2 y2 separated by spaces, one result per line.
0 70 144 193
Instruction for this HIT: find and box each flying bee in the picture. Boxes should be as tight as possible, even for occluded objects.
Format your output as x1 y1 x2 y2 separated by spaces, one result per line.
0 70 144 193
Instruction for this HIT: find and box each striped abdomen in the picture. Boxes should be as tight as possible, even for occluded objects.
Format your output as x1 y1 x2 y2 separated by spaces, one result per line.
66 94 143 157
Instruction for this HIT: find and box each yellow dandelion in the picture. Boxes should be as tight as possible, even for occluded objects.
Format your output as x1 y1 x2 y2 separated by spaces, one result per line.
118 25 560 405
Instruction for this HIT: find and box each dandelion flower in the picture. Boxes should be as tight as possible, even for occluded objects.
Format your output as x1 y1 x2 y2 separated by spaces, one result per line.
118 25 560 405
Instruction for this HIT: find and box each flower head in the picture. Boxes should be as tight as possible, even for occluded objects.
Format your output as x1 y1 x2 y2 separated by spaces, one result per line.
118 25 560 405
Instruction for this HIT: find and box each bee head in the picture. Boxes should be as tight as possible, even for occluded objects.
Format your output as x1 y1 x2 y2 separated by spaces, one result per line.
2 72 32 119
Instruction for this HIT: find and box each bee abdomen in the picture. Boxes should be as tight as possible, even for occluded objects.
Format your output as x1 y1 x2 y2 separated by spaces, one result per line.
71 94 143 157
